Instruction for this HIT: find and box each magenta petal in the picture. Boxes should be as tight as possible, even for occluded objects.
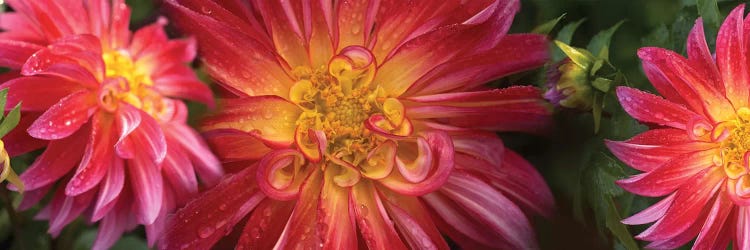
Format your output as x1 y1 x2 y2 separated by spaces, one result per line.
113 104 142 159
161 138 199 204
440 171 536 249
379 131 454 196
128 112 167 164
27 91 96 140
127 154 163 225
636 167 724 241
93 195 136 250
616 149 717 197
1 76 84 111
163 122 223 186
66 112 115 196
153 75 214 106
48 189 96 236
92 158 125 221
737 207 750 249
716 5 749 108
693 193 733 248
159 165 265 250
15 129 87 191
0 39 43 68
615 86 700 129
622 193 675 225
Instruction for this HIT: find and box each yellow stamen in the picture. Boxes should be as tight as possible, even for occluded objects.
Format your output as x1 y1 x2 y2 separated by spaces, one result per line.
100 50 167 120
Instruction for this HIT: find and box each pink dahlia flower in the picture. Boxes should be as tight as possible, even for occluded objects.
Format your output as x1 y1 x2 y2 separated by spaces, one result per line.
607 4 750 249
162 0 554 249
0 0 222 249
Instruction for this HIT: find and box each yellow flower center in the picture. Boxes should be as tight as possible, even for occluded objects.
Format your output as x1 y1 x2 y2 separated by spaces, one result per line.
720 108 750 179
99 50 168 120
288 46 409 186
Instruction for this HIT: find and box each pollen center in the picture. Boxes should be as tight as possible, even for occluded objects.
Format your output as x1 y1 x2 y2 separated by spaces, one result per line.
286 46 414 188
99 50 168 120
719 108 750 179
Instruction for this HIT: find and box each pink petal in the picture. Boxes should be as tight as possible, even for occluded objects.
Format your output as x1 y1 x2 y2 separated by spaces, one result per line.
0 39 43 68
15 128 86 191
1 76 84 111
737 207 750 249
380 131 454 196
93 195 136 250
318 169 357 249
379 189 449 250
621 193 675 225
266 171 325 249
47 188 96 236
202 129 273 163
605 130 716 172
616 149 717 197
451 133 504 167
236 199 295 249
153 75 214 106
27 91 96 140
350 181 408 250
129 17 168 58
687 18 723 94
159 164 265 250
615 86 700 130
163 123 223 186
92 157 125 221
127 154 164 225
404 34 548 96
439 171 536 249
124 112 167 164
113 104 141 159
164 1 293 97
716 5 749 108
422 191 505 248
66 112 115 196
693 192 733 248
636 167 724 241
161 138 199 204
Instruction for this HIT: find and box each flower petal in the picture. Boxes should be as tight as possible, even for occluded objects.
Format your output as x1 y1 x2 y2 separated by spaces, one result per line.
350 180 408 250
693 192 733 248
159 164 265 250
153 74 214 106
404 34 548 96
605 129 716 172
379 131 454 196
272 171 326 249
15 128 86 191
0 39 43 68
162 138 199 204
379 189 449 250
27 91 96 140
615 86 700 130
318 168 357 249
621 193 675 225
1 76 84 111
163 118 223 186
687 18 723 94
202 96 302 148
127 154 163 225
202 129 273 163
236 199 295 249
616 149 718 197
439 171 536 249
636 167 724 241
92 157 124 221
164 1 293 97
65 112 115 196
716 5 749 108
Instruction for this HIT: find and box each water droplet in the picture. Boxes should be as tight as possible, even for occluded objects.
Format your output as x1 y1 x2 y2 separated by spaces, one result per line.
198 226 215 238
359 204 368 217
201 6 213 14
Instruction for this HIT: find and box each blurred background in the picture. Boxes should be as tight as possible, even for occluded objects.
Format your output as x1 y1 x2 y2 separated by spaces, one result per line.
1 0 749 249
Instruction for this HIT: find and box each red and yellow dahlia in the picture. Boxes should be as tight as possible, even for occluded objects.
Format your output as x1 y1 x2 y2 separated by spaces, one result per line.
0 0 222 248
162 0 553 249
607 4 750 249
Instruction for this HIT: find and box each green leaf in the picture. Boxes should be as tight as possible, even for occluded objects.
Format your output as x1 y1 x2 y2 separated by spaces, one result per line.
532 14 566 34
697 0 721 29
592 77 613 93
605 197 639 250
556 19 586 44
592 92 603 133
587 20 625 61
0 88 8 121
554 40 595 70
0 103 21 138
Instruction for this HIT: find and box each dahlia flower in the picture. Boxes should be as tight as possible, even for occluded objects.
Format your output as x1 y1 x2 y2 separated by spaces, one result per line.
607 5 750 249
163 0 553 249
0 0 222 248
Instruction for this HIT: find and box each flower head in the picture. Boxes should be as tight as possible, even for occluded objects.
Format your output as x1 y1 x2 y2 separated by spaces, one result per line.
162 0 553 249
607 4 750 249
0 0 222 248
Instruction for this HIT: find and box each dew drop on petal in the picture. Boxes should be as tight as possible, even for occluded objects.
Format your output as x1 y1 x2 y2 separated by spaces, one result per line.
198 226 215 239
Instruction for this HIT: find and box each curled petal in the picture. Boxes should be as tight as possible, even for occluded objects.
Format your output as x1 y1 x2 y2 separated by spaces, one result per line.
256 149 311 200
362 140 397 180
395 136 432 183
379 131 454 196
364 114 413 140
295 128 327 163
